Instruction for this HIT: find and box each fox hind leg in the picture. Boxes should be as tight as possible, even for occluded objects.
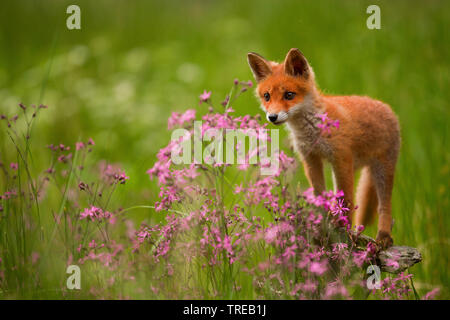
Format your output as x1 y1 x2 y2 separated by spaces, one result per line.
354 167 378 227
371 160 396 248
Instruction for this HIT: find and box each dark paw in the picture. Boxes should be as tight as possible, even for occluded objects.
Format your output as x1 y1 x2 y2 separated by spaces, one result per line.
376 231 393 249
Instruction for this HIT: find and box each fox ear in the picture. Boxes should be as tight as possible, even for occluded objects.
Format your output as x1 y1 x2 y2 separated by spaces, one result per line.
284 48 309 79
247 52 272 82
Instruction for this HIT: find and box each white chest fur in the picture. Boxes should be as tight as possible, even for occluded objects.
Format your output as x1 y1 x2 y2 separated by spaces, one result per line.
285 99 332 161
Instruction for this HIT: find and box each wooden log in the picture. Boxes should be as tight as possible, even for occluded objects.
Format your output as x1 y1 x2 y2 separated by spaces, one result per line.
354 233 422 274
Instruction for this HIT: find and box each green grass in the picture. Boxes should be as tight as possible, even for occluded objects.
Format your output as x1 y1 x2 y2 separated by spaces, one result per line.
0 0 448 298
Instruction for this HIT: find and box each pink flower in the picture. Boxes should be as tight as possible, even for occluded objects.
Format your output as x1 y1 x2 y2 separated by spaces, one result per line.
302 279 318 293
234 184 244 194
316 112 340 135
386 258 400 270
264 226 279 243
31 252 40 264
80 206 113 222
422 288 440 300
331 243 349 260
10 163 18 170
331 198 350 216
282 244 298 260
76 142 85 150
167 109 196 129
80 206 101 220
223 235 234 257
115 172 129 184
100 163 129 185
324 281 349 299
199 90 211 104
57 153 72 163
353 242 377 267
89 239 97 248
317 112 328 123
137 229 150 243
309 260 327 275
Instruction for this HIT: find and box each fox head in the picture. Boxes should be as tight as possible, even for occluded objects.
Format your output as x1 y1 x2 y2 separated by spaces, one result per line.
247 48 316 125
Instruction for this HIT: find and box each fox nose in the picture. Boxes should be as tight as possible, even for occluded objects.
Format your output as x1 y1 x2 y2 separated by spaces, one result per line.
268 114 278 123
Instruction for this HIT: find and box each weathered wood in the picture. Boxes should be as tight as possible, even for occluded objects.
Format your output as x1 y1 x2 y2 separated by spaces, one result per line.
377 245 422 273
354 233 422 273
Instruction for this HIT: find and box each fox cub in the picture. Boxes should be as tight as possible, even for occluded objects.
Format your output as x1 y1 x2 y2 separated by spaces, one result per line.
248 48 400 247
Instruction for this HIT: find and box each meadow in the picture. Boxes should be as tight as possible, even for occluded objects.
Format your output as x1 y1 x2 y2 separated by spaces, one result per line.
0 0 448 299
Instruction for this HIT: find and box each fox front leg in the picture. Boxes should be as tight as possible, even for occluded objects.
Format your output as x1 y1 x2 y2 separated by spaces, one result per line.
302 153 326 196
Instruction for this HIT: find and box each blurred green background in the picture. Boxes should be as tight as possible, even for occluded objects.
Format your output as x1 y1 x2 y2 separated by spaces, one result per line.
0 0 448 297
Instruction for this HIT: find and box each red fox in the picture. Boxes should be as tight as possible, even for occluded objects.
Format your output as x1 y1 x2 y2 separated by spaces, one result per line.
248 48 400 247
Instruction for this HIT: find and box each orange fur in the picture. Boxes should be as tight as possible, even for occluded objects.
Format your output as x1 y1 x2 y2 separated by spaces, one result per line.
248 48 401 247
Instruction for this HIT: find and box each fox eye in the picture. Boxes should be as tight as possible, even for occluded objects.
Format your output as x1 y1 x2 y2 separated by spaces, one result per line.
263 92 270 101
284 91 296 100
